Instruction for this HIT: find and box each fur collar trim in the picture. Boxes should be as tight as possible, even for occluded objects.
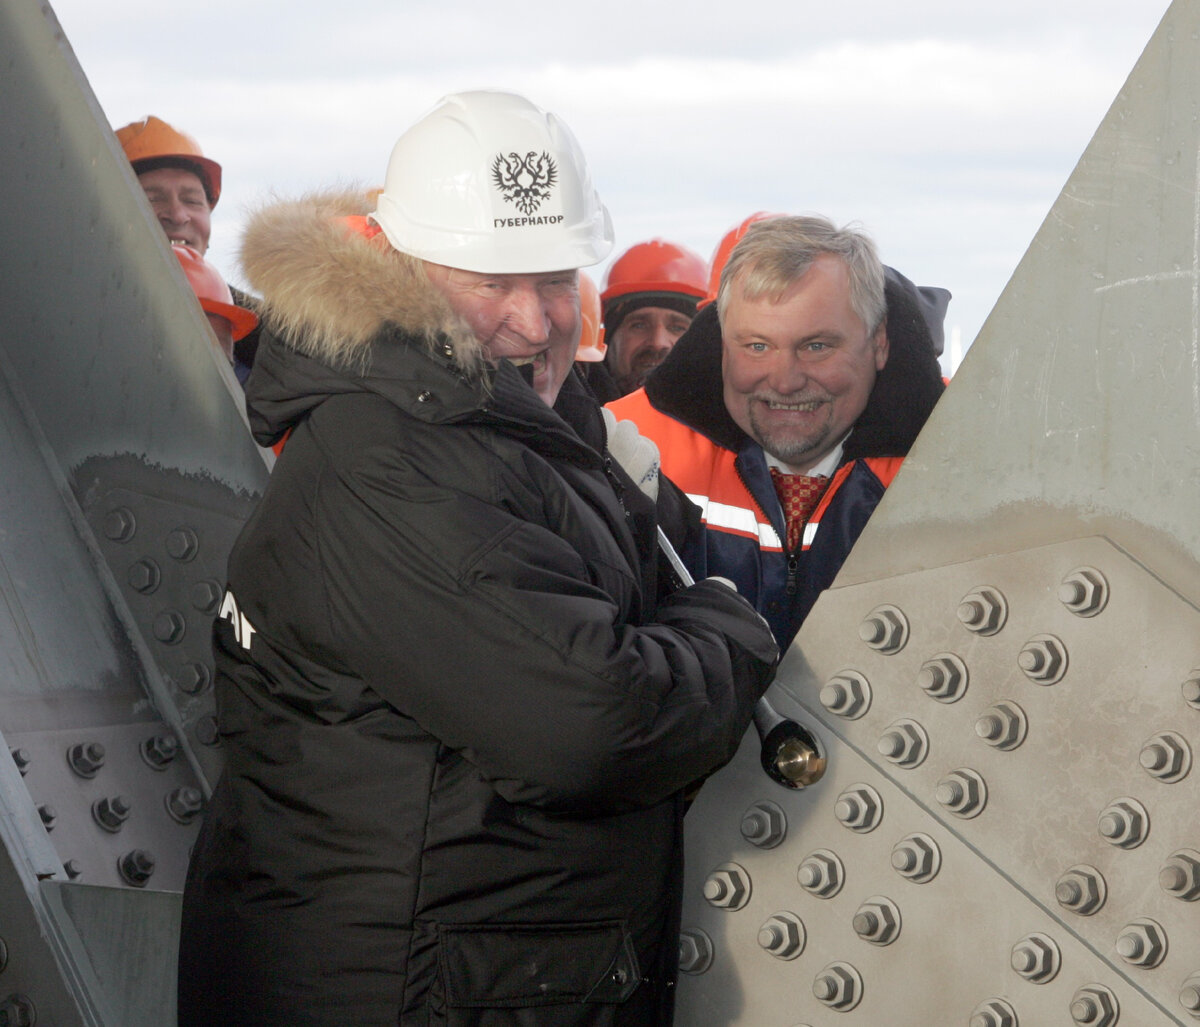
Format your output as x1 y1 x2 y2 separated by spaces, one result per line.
240 189 483 374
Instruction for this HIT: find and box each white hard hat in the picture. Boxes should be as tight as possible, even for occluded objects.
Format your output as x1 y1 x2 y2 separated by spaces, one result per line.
369 90 614 274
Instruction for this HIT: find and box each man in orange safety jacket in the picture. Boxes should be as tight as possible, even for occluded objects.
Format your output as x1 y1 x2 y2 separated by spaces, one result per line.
607 215 946 649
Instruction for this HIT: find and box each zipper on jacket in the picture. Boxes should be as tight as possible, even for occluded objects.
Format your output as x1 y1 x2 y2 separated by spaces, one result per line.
732 457 804 597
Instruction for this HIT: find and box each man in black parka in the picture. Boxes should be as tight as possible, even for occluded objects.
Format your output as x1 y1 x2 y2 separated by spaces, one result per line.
177 90 778 1026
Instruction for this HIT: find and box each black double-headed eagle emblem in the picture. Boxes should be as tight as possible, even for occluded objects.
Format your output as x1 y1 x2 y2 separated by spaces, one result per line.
491 151 558 215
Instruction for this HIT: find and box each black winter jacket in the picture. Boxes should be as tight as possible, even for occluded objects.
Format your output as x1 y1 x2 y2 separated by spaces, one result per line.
177 191 778 1027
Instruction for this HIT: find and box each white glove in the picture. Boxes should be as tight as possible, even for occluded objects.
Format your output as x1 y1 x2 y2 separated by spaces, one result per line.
601 408 660 502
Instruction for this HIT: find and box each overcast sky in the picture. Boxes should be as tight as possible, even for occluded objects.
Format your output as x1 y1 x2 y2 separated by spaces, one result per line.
48 0 1171 373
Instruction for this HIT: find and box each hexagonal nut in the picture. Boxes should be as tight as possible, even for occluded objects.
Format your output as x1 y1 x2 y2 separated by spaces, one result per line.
834 784 883 832
858 604 909 654
140 732 179 769
1160 849 1200 901
758 912 805 960
127 557 161 594
1070 984 1119 1026
703 862 751 910
917 653 968 703
820 670 872 719
935 769 987 819
1055 865 1107 916
812 961 863 1011
852 896 901 945
970 998 1017 1027
1058 566 1109 617
102 506 137 542
1097 797 1149 849
1179 973 1200 1018
166 526 199 562
740 801 786 849
176 661 212 695
1010 932 1061 983
1139 731 1192 783
118 848 156 888
797 849 845 897
191 579 224 614
975 701 1027 750
891 833 941 883
877 719 929 768
93 794 132 832
166 786 205 825
957 586 1007 635
67 741 106 778
1115 917 1167 968
153 610 187 645
677 929 713 975
1018 634 1068 684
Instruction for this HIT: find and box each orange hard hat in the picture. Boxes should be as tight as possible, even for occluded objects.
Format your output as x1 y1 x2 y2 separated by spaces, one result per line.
704 211 783 305
116 116 222 207
574 272 606 362
172 245 257 341
600 239 708 306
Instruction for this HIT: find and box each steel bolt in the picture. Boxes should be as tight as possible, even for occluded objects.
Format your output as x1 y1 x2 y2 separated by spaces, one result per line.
93 795 131 833
1139 731 1191 782
67 741 106 778
1018 634 1068 685
1183 674 1200 710
1058 567 1108 617
970 998 1017 1027
1097 797 1148 849
1070 984 1118 1026
0 993 37 1027
10 749 29 776
834 784 883 832
1010 932 1060 983
165 526 199 562
819 671 871 719
1115 917 1167 968
1160 849 1200 900
757 912 805 960
797 849 844 897
1180 973 1200 1018
957 586 1007 635
812 961 863 1011
703 863 750 910
740 801 786 849
877 719 929 768
975 701 1028 750
858 604 908 654
127 557 161 594
177 662 212 695
102 506 136 542
191 579 223 614
140 732 179 769
37 805 56 831
917 653 968 703
677 929 713 975
63 859 82 880
195 715 221 746
935 768 987 818
891 833 941 883
1055 865 1106 916
852 896 901 945
152 610 186 645
118 849 155 888
166 787 204 824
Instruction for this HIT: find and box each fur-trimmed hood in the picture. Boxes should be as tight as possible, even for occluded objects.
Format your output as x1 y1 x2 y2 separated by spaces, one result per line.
240 189 482 374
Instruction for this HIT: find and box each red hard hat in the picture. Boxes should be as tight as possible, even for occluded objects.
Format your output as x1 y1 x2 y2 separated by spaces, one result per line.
172 245 257 341
574 272 606 362
116 115 222 207
704 211 782 304
600 239 709 305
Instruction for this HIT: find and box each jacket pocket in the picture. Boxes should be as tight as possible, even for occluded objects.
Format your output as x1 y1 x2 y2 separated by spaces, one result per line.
430 920 641 1027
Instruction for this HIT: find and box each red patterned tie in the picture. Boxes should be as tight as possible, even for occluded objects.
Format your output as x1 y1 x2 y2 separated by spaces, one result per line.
769 468 829 550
